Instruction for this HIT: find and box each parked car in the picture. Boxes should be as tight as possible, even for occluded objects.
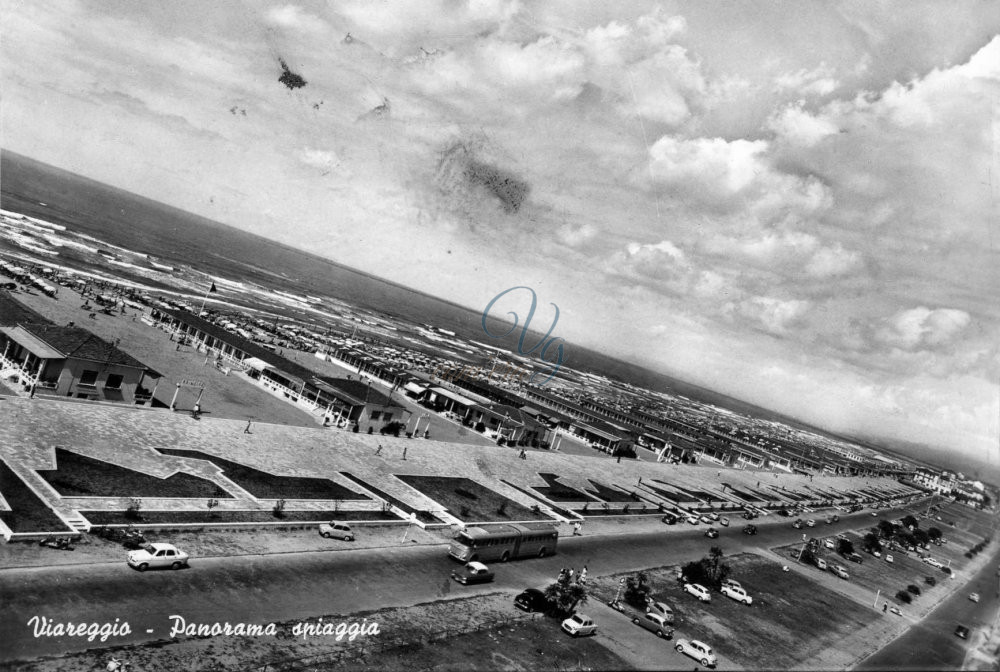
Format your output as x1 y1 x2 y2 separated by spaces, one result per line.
675 639 717 668
969 592 980 603
451 561 494 585
127 543 190 571
792 519 804 529
889 606 902 616
824 539 836 550
707 512 720 521
831 515 840 522
661 513 678 525
885 554 894 564
743 524 758 535
684 583 712 602
561 613 597 637
719 516 730 527
705 528 719 539
848 552 864 564
687 515 700 525
814 557 828 570
954 625 970 639
318 521 355 541
806 519 816 527
831 564 849 580
742 510 758 520
514 588 549 613
721 583 753 605
645 601 674 624
632 612 674 639
699 515 714 524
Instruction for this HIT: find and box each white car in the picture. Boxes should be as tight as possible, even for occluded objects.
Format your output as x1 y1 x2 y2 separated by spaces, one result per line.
561 613 597 637
824 539 836 550
969 592 980 603
722 578 743 591
687 515 700 525
806 519 816 527
707 512 720 521
646 600 675 624
127 543 189 571
683 583 711 603
675 639 718 667
924 558 944 569
318 521 355 541
885 554 894 564
721 584 753 605
831 564 850 580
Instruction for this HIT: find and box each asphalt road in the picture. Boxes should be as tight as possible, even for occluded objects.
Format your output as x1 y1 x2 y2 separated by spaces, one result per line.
856 544 1000 671
0 507 921 664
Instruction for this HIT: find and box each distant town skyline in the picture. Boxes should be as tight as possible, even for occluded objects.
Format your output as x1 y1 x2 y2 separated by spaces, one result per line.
2 1 998 466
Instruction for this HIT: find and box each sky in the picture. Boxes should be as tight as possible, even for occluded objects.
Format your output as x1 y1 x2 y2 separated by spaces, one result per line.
2 0 998 468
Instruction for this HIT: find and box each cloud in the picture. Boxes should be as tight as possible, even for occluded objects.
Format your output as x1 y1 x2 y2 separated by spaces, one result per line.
875 307 972 350
648 136 767 194
774 62 839 96
264 6 330 33
735 295 811 335
767 103 839 146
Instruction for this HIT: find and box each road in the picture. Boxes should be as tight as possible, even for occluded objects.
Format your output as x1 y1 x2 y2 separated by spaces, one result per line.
0 507 922 664
856 544 1000 671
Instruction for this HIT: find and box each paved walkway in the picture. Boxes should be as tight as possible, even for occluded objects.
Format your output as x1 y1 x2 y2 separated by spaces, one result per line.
0 396 913 538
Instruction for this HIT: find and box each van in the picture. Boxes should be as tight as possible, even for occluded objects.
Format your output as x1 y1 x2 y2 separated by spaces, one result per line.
318 521 355 541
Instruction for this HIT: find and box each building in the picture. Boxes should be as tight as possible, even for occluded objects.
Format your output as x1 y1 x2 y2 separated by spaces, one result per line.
0 322 160 405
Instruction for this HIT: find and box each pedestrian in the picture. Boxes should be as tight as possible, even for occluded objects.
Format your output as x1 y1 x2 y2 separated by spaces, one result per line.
519 448 527 460
244 419 252 434
638 477 642 487
573 521 582 536
402 445 408 460
375 444 383 456
717 470 721 477
579 566 588 584
568 568 575 582
882 602 888 614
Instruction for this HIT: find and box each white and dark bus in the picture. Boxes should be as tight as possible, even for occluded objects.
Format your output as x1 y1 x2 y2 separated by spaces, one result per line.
449 522 559 563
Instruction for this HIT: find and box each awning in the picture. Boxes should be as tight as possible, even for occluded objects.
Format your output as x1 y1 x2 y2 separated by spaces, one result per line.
242 356 272 371
428 386 479 407
0 326 66 359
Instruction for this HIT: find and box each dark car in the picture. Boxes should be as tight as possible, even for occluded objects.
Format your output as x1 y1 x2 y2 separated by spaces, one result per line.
742 524 758 535
661 513 678 525
514 588 549 613
954 625 970 639
847 552 864 564
792 519 804 529
705 528 719 539
451 561 495 585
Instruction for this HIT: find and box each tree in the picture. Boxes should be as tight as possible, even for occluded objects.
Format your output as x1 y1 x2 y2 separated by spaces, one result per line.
927 527 943 542
877 520 895 538
544 580 587 617
895 590 912 604
901 515 918 529
895 531 917 549
682 547 731 590
863 532 882 554
837 539 855 556
624 572 652 608
913 528 930 547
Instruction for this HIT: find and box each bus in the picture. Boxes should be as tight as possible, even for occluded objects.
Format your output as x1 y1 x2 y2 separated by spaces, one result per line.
449 522 558 563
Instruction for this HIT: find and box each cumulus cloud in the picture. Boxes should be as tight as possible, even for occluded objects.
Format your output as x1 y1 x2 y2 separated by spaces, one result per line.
767 102 839 146
875 307 972 350
774 62 839 96
648 136 767 194
264 6 330 33
736 296 811 335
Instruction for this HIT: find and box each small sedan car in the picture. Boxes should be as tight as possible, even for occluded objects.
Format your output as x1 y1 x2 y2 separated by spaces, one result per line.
706 512 720 522
743 524 758 535
806 519 816 528
831 564 850 580
889 606 902 616
318 521 355 541
705 527 719 539
792 519 804 529
632 612 674 638
514 588 549 612
824 538 836 550
955 625 970 639
683 583 711 603
969 592 980 603
451 561 494 585
661 513 679 525
645 600 675 624
127 543 190 571
885 554 894 564
687 515 700 525
561 613 597 637
675 639 717 668
718 516 730 527
721 584 753 605
699 515 714 524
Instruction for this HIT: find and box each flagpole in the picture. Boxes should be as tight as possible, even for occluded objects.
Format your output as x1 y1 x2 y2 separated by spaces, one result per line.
197 281 216 316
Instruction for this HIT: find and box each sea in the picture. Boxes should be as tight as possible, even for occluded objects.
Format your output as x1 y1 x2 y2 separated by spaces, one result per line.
0 149 835 432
